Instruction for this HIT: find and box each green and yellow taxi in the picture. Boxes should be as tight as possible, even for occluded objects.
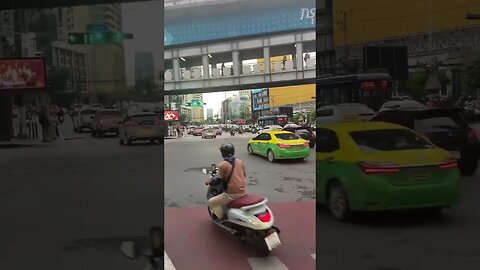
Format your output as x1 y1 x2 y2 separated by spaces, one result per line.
316 121 460 221
248 130 310 162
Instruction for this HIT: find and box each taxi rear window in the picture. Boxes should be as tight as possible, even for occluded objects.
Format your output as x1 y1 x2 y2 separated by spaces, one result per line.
275 133 300 140
349 129 433 152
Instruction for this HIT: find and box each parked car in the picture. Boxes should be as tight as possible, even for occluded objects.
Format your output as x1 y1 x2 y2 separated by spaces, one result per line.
282 124 316 148
247 130 310 162
91 109 123 138
73 108 97 133
119 112 163 145
316 103 375 125
202 128 217 139
370 107 480 176
316 121 460 221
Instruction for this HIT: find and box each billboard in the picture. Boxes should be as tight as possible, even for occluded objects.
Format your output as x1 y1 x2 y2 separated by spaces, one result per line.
333 0 480 47
165 0 315 46
164 110 179 121
0 58 47 90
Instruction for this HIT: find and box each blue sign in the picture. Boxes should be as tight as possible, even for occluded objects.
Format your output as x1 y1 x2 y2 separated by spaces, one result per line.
165 4 315 46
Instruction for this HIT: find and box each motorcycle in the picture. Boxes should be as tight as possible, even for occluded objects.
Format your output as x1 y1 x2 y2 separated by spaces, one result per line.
230 130 235 136
119 226 164 269
203 164 281 256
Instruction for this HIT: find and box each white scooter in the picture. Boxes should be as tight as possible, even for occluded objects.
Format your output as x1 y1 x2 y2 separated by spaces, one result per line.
203 164 281 256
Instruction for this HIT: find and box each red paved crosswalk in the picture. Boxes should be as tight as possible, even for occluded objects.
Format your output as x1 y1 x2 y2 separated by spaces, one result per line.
165 200 316 270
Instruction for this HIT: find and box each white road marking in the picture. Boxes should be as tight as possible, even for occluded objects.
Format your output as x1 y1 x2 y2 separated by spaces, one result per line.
311 254 316 260
165 251 177 270
247 256 289 270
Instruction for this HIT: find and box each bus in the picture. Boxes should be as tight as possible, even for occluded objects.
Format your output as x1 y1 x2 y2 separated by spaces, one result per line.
316 73 393 112
257 115 288 127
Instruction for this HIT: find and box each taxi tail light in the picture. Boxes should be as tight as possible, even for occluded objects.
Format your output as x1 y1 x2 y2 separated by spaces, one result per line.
302 142 309 147
359 162 400 175
278 144 291 148
255 210 271 222
438 159 458 169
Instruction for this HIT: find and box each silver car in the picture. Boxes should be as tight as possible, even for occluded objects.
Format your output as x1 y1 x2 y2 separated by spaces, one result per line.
119 112 163 145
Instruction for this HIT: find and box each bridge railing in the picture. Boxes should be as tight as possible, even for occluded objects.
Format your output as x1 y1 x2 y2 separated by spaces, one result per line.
165 57 316 81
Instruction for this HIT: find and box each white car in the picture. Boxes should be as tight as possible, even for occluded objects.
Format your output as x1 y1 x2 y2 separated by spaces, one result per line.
379 100 427 112
316 103 375 125
256 125 283 134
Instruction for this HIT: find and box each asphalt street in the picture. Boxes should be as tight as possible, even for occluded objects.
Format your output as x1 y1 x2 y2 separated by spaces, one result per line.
0 118 164 270
164 133 316 269
317 123 480 270
164 133 316 208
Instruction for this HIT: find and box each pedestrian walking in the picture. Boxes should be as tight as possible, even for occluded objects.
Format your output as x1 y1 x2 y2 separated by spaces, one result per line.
57 108 65 124
176 126 181 138
38 107 51 142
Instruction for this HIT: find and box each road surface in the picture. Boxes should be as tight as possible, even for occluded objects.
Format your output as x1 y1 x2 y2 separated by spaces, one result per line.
164 133 316 270
0 119 163 269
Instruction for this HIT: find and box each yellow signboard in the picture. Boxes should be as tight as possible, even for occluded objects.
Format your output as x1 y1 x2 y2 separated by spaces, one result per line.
257 55 293 71
333 0 480 47
269 84 315 107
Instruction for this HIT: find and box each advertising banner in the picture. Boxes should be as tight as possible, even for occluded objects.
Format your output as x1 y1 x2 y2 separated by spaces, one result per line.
0 58 47 90
164 110 179 121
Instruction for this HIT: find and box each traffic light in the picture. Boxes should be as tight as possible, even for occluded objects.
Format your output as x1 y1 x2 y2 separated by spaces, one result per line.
68 33 89 44
186 100 206 107
68 31 133 45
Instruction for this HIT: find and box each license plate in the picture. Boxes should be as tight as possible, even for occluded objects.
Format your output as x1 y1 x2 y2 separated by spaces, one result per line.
264 231 281 251
408 168 431 181
449 151 461 159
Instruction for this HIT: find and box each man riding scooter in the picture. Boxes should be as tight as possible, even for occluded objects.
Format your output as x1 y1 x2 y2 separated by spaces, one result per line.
205 143 246 221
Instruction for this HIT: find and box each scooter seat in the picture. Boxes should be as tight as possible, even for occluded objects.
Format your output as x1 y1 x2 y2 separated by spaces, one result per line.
228 194 265 208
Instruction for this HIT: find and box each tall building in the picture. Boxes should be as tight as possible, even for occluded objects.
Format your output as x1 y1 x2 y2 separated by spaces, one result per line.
184 93 204 123
251 88 270 118
54 4 126 97
206 108 213 120
135 51 155 93
0 11 14 55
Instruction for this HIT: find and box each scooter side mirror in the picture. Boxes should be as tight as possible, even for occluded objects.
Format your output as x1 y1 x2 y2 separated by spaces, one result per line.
120 241 138 259
211 164 217 172
202 168 209 174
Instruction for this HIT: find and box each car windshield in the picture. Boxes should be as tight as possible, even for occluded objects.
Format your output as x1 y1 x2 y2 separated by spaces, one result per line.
349 129 434 152
415 114 464 132
80 109 96 115
275 133 301 140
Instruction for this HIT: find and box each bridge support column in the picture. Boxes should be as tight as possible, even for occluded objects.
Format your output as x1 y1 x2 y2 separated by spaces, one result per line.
232 50 240 76
173 58 180 81
202 54 209 79
296 42 304 70
263 46 271 74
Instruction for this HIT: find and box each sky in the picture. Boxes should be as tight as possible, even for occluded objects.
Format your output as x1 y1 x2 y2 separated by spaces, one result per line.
122 1 164 87
203 91 239 118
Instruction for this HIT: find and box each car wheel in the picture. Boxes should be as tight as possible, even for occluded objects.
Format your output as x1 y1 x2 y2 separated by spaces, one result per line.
247 144 253 155
267 150 275 162
214 136 216 138
91 130 96 137
327 182 351 222
459 159 478 176
119 138 124 145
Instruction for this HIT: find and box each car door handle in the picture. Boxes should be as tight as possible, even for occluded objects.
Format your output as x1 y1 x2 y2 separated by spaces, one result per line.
325 157 335 162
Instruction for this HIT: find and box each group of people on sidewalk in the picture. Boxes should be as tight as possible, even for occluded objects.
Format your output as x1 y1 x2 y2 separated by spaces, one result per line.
38 106 64 143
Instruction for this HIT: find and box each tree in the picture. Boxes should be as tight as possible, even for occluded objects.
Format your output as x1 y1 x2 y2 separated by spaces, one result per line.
465 56 480 95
